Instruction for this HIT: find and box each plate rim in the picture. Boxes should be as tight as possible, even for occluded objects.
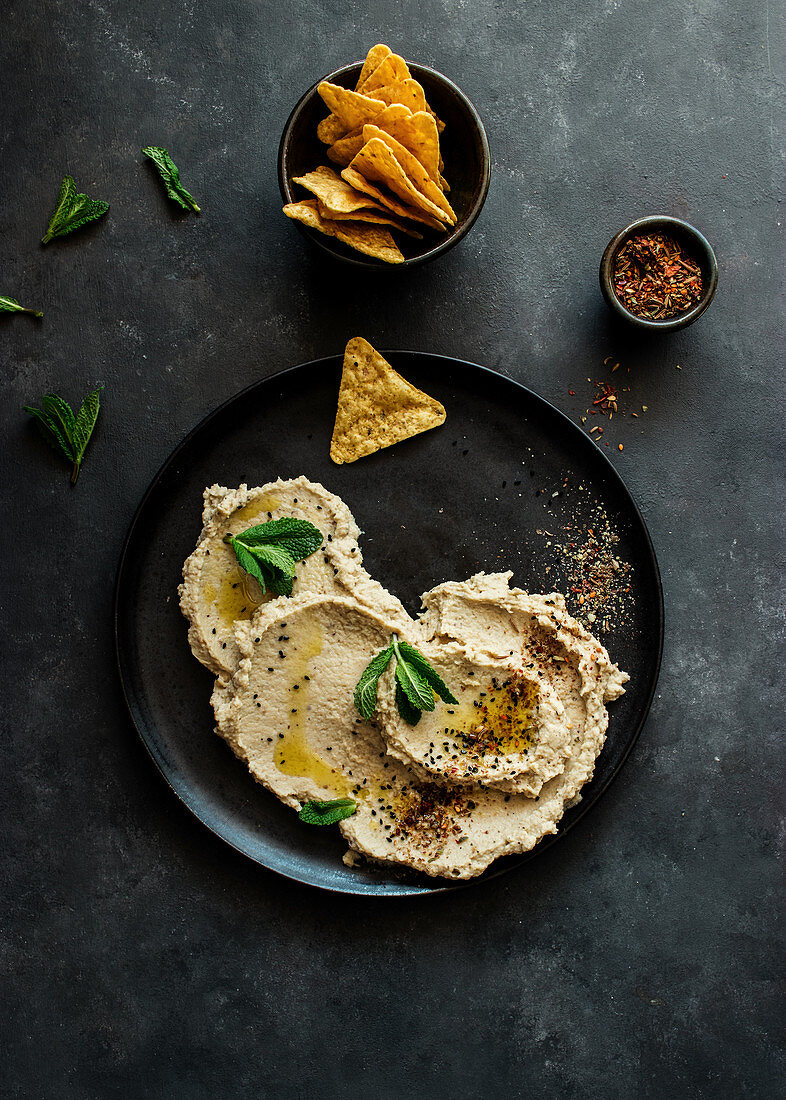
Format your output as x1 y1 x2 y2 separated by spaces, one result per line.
114 352 664 897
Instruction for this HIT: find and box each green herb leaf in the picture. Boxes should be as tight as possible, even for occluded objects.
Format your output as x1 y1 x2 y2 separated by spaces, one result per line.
72 389 102 460
395 640 459 704
394 658 435 713
354 644 394 719
41 175 109 244
0 295 42 318
395 682 422 726
298 798 357 826
267 570 294 597
232 542 268 592
142 146 201 213
235 517 324 561
24 387 101 484
248 542 298 578
225 517 322 598
353 634 456 724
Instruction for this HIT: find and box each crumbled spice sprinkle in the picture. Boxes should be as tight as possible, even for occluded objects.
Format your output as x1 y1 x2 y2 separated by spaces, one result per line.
423 674 538 778
613 232 703 319
390 782 473 851
537 501 633 633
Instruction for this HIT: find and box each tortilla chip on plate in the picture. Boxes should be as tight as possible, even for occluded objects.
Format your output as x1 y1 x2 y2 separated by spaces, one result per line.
340 166 447 231
362 125 455 222
349 139 455 225
283 200 405 263
292 165 385 215
330 337 446 464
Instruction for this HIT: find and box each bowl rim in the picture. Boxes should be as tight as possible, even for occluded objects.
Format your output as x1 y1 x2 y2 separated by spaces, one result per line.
278 59 491 270
599 215 718 331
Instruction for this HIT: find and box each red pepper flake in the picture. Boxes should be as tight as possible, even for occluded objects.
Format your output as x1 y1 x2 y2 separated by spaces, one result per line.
613 232 703 319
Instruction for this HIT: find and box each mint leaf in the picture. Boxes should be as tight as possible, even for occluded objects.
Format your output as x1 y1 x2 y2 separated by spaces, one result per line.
395 682 422 726
24 405 73 462
42 175 109 244
267 570 294 597
249 543 297 578
224 517 322 599
394 658 435 712
395 640 459 704
354 643 394 719
298 799 357 826
232 542 268 592
72 389 102 461
236 518 323 560
41 394 77 444
24 387 101 484
142 147 200 213
0 295 42 318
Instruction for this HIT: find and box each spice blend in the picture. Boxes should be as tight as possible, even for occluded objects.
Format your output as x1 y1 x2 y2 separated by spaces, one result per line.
613 232 703 319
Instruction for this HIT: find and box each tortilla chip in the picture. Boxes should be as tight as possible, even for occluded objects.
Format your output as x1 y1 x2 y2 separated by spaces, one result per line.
369 78 429 115
362 125 456 223
326 129 366 167
326 104 412 168
371 79 444 132
348 139 455 225
317 83 387 132
355 44 391 90
283 200 405 263
330 338 446 464
372 109 442 184
340 167 447 232
292 165 385 215
317 113 348 145
315 202 423 238
358 53 411 93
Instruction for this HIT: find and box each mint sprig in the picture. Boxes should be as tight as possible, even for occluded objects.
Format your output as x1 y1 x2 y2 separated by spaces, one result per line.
354 634 458 726
224 517 322 596
298 799 357 826
24 388 101 484
1 295 43 318
142 147 200 213
42 176 109 244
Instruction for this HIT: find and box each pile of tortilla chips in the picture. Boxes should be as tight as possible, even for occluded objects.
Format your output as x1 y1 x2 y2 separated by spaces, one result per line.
283 44 456 264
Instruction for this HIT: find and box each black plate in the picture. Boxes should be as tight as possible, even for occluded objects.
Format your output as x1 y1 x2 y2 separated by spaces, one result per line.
115 354 663 896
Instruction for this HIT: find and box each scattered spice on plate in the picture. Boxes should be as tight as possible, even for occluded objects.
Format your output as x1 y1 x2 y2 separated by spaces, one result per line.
536 500 633 634
613 232 703 319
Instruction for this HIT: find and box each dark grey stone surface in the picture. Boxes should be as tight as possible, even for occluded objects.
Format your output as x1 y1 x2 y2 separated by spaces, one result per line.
1 1 783 1096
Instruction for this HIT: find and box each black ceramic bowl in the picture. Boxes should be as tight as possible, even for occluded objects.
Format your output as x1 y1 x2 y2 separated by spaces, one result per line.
278 61 490 269
599 215 718 332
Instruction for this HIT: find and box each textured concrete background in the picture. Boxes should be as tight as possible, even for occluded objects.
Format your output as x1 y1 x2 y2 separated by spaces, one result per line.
1 1 783 1097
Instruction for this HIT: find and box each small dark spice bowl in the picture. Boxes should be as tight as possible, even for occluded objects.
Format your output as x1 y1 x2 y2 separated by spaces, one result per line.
278 61 490 269
599 216 718 332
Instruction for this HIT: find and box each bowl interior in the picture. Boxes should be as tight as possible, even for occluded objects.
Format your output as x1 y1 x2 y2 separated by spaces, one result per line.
279 62 489 267
604 217 717 327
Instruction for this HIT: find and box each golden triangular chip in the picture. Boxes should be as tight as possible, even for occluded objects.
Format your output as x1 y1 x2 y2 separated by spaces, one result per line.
348 139 455 225
340 167 447 231
362 125 455 221
292 166 385 215
330 338 446 464
283 200 405 264
355 44 392 90
358 53 411 93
